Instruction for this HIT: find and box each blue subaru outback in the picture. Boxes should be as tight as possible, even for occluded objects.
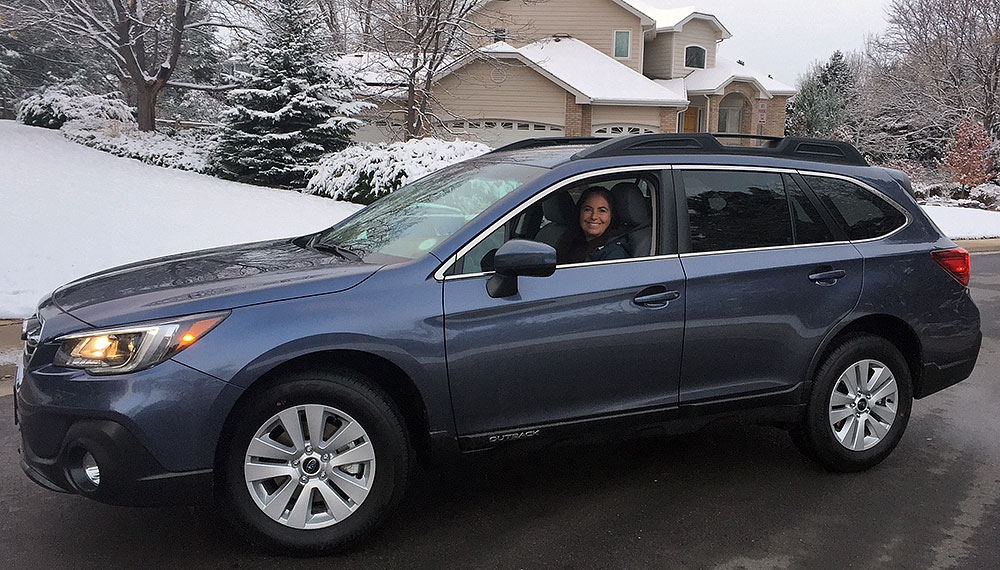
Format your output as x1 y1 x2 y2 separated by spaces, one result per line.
15 134 981 553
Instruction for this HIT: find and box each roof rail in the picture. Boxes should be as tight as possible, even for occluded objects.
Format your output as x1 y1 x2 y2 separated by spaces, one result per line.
570 133 868 166
488 137 608 154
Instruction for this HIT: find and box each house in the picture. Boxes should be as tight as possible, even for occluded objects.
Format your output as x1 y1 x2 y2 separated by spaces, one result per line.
347 0 796 145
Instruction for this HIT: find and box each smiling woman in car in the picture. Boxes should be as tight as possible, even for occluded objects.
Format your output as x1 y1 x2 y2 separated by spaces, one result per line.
556 187 630 264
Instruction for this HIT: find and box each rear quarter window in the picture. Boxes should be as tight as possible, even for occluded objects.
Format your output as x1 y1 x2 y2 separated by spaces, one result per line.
803 175 907 240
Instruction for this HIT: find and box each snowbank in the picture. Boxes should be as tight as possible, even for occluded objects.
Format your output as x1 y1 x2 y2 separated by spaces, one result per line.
921 206 1000 239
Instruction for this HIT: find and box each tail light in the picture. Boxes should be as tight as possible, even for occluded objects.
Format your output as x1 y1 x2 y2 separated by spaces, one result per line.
931 248 970 286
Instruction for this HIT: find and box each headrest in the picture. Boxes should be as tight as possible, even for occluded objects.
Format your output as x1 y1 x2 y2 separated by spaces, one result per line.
542 191 576 226
610 183 651 227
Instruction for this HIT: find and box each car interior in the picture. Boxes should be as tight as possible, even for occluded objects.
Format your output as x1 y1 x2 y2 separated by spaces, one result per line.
454 172 658 274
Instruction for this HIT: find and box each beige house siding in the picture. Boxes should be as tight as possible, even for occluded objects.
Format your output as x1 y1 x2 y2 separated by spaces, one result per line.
475 0 643 73
433 60 568 125
642 33 674 79
591 105 661 128
673 20 720 75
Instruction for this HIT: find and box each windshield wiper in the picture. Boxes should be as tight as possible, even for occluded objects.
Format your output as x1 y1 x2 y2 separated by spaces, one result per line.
309 239 363 262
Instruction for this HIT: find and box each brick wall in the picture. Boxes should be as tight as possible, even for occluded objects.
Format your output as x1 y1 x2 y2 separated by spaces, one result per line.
564 92 593 136
659 108 680 133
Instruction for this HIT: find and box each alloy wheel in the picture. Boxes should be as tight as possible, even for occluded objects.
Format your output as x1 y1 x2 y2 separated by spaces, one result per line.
828 359 899 452
243 404 376 530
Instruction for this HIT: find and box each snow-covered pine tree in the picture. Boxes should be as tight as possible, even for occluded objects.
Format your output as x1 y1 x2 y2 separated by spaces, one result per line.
786 51 858 139
211 0 368 188
941 116 996 187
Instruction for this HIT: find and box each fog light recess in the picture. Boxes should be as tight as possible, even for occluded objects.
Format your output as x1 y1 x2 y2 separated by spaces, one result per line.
68 448 102 491
81 452 101 486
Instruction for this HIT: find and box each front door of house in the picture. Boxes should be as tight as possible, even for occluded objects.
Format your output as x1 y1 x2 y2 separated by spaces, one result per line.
683 107 700 132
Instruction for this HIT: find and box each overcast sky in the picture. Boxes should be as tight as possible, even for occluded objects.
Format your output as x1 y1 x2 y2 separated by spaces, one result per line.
684 0 893 86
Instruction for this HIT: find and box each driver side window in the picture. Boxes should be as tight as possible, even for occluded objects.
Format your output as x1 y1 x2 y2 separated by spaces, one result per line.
452 170 660 275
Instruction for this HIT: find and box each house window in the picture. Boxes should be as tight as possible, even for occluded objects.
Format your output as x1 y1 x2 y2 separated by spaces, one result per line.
614 30 631 58
718 107 742 133
685 46 707 69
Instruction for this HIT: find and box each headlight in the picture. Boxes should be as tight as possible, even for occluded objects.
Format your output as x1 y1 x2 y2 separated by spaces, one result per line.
54 311 229 375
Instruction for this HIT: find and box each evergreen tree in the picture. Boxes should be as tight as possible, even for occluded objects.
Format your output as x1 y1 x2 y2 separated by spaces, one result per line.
211 0 367 188
786 51 858 139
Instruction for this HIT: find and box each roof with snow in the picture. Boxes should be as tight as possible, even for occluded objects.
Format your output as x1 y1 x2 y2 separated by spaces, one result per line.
619 1 732 38
447 38 688 106
675 57 796 98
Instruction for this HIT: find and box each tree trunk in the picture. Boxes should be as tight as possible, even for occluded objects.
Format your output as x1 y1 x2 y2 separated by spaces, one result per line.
136 86 158 132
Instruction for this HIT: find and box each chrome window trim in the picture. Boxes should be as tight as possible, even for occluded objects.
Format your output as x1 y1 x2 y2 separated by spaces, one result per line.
443 253 682 282
434 165 671 281
673 165 912 251
678 240 854 258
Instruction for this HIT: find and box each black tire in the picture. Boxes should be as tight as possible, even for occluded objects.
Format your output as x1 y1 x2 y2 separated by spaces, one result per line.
792 334 913 472
217 369 412 555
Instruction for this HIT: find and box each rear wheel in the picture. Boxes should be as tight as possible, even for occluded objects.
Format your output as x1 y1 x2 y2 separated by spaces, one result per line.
792 334 913 472
219 370 411 554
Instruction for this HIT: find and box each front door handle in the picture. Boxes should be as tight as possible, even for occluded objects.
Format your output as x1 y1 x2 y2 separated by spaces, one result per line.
809 268 846 285
633 287 681 307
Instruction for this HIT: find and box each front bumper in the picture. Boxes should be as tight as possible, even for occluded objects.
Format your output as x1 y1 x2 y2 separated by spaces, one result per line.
17 416 213 506
15 355 243 506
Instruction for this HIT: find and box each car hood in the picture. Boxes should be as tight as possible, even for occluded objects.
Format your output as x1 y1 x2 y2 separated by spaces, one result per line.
53 238 381 328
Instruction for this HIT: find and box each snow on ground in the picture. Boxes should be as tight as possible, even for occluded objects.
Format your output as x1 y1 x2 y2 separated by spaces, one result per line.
921 205 1000 239
0 347 21 366
1 119 999 319
0 120 362 318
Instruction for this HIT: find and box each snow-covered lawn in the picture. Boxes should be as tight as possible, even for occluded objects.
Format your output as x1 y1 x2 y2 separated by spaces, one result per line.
1 119 999 318
0 120 362 317
921 205 1000 240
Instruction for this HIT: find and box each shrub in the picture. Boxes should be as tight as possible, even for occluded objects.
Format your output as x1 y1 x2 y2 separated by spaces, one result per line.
940 116 996 186
306 138 491 203
61 122 219 173
16 85 134 129
970 183 1000 210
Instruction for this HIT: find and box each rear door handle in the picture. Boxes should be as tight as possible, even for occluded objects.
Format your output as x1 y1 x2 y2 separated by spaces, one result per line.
809 269 846 285
633 287 681 306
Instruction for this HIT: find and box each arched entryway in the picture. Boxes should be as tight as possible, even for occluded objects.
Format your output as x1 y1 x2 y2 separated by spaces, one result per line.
717 92 752 134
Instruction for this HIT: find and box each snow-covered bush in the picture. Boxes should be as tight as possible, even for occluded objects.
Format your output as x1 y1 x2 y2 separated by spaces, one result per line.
915 181 1000 210
970 183 1000 210
62 122 218 173
306 138 491 203
17 85 133 129
914 181 964 201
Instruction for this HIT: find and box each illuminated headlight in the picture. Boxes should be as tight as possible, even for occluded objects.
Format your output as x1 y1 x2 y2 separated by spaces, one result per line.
54 311 229 375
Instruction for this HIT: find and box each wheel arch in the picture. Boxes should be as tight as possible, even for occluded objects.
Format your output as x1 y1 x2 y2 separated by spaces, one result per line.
808 314 923 397
214 350 434 472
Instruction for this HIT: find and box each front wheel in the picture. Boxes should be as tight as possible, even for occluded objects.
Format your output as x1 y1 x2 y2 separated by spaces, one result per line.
792 334 913 472
218 371 411 554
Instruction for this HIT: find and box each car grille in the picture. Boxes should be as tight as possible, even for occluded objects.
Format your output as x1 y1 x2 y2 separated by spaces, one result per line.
22 315 41 358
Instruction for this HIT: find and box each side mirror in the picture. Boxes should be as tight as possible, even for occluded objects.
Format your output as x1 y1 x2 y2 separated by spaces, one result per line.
487 239 557 298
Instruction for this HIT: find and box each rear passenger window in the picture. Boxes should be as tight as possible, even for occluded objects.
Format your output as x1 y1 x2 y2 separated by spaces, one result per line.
785 175 837 244
683 170 792 252
803 176 906 240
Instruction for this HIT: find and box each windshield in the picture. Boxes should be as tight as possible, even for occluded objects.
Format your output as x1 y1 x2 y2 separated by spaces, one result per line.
312 161 547 261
